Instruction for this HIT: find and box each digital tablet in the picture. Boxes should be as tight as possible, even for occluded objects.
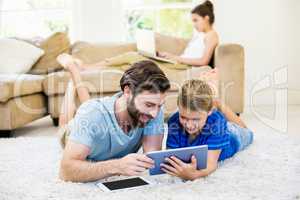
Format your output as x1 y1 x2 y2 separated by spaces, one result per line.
96 177 151 192
147 145 208 175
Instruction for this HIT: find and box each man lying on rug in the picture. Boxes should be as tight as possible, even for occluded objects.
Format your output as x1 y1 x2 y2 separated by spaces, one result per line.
57 56 170 182
163 80 254 181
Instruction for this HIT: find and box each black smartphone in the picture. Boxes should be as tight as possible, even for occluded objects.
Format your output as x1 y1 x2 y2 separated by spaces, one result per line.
96 177 151 192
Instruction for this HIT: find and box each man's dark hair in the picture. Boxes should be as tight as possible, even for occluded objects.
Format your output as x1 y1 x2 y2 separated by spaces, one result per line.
120 60 170 95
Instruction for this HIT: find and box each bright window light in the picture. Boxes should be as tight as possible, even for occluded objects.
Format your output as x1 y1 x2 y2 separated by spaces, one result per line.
0 0 72 38
122 0 200 41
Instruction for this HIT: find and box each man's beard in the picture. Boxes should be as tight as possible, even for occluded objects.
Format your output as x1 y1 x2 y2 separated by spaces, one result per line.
127 97 153 128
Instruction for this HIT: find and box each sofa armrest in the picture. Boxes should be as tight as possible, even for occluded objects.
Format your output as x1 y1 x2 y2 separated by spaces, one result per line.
214 44 245 113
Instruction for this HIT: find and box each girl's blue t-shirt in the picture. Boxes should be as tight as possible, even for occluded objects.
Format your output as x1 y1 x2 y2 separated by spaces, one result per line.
167 110 239 161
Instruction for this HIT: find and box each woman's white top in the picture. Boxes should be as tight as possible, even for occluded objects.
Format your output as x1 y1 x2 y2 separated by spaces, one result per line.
181 31 206 59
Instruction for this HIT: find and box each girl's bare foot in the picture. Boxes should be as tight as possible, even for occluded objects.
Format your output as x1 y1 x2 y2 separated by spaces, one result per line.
57 53 77 70
73 58 86 70
57 53 86 72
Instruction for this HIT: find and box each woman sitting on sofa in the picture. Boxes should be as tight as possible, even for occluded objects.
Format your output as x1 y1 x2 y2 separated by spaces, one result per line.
58 0 218 70
159 0 219 67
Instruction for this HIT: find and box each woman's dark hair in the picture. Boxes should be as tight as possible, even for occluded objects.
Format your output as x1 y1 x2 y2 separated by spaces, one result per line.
191 0 215 25
120 60 170 95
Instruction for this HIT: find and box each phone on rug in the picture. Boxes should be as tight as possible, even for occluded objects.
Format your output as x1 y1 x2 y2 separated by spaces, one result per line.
96 177 151 192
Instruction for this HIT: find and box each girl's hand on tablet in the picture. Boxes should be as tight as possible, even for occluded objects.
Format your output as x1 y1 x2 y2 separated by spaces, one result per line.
161 155 199 181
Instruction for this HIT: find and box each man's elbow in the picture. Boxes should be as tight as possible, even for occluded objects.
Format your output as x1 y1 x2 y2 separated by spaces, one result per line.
59 160 76 182
59 169 68 181
59 162 70 181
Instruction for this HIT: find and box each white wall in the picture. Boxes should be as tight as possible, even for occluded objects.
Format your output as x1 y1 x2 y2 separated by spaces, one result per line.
71 0 125 43
0 0 2 34
72 0 300 106
288 0 300 104
213 0 300 106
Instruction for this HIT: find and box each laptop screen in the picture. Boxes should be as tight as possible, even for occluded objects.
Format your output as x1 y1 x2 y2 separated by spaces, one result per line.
136 29 156 56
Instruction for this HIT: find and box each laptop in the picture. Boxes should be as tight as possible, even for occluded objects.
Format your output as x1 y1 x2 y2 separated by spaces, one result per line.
146 145 208 175
135 29 177 64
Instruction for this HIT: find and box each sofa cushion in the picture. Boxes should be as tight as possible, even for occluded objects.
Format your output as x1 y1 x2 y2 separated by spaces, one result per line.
71 42 137 64
29 32 71 74
43 65 216 96
155 33 189 56
0 94 47 130
0 74 45 103
43 67 124 96
0 38 45 74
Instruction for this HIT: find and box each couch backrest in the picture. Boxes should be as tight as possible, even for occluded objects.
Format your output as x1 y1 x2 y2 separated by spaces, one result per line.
155 33 189 55
71 42 137 64
71 33 191 64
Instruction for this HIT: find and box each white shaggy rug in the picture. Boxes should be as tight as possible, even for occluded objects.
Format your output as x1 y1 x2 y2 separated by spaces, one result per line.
1 128 300 200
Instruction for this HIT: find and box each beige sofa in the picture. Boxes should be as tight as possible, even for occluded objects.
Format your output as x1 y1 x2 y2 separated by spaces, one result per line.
0 33 244 136
44 36 244 126
0 32 69 137
0 74 48 136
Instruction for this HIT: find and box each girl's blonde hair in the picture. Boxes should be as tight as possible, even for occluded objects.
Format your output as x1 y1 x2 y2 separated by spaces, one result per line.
178 79 213 112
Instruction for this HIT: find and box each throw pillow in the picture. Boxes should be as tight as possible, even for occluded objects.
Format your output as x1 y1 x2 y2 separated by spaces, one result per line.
29 32 71 74
0 38 44 74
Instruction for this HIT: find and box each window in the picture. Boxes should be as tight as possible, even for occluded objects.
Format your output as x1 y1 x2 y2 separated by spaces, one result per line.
0 0 71 38
122 0 199 41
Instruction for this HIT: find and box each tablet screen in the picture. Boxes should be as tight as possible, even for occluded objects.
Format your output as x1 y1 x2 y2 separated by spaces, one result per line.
147 145 208 175
102 177 149 191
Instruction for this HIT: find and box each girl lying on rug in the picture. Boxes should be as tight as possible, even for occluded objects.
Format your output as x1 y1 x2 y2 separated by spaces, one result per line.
162 80 254 181
57 0 218 71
